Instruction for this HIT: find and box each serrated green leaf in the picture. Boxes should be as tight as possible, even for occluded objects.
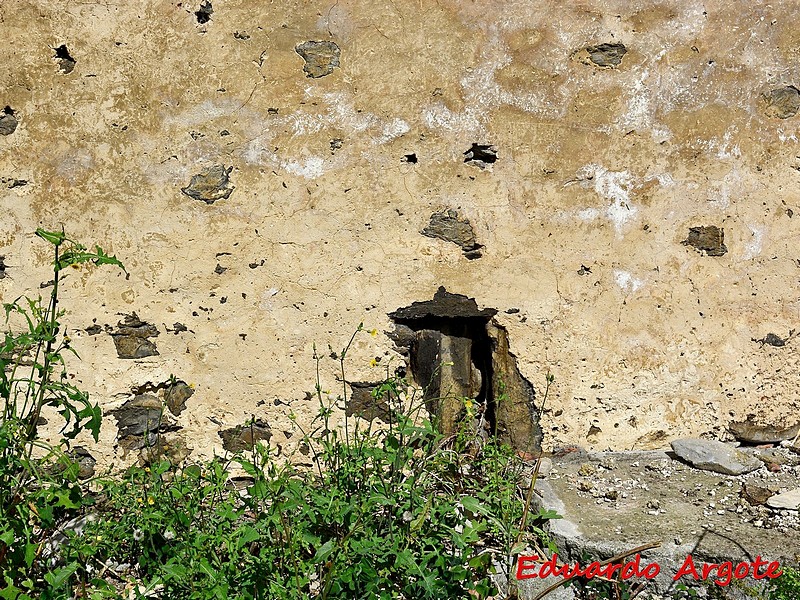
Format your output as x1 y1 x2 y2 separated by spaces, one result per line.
44 561 78 588
237 525 260 549
459 495 488 516
313 539 335 563
35 229 65 246
24 543 37 569
0 530 14 546
162 562 187 580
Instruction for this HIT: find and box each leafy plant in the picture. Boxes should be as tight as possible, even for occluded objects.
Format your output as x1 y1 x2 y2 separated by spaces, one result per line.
0 228 125 599
768 566 800 600
36 324 561 599
0 242 563 600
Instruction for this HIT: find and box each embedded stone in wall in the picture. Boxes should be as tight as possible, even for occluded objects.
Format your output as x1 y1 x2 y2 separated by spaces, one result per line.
139 434 192 466
487 322 543 454
390 290 541 452
411 329 482 436
387 323 415 356
753 333 787 347
463 143 497 169
421 210 483 259
111 394 163 437
110 313 159 359
219 419 272 452
389 287 497 322
295 41 340 78
390 288 496 437
110 394 171 451
164 379 194 416
0 106 18 136
729 419 800 444
682 226 727 256
85 323 105 335
346 382 393 423
585 42 627 67
761 86 800 119
54 44 76 74
181 164 234 204
71 446 96 479
51 446 96 479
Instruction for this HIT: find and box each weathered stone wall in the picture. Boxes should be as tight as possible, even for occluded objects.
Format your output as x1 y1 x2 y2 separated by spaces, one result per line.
2 0 800 467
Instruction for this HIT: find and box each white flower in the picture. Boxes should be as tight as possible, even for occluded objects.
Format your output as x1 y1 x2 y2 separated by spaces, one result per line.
163 529 176 541
133 528 144 542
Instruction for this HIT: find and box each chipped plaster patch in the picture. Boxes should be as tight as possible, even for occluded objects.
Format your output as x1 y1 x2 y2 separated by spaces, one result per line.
743 224 764 260
614 270 645 294
164 99 241 127
706 166 745 209
380 118 410 143
577 207 600 221
259 287 280 311
575 165 638 233
241 138 272 165
653 173 675 187
282 156 326 179
422 38 562 138
55 147 95 180
716 129 742 160
322 92 377 133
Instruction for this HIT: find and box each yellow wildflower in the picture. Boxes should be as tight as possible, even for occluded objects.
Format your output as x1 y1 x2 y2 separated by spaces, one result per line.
369 329 378 337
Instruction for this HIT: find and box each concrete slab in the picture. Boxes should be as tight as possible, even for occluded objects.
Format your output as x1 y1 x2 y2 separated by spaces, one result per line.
527 448 800 598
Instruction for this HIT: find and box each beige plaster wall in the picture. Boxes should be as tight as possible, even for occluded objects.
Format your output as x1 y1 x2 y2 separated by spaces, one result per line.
2 0 800 467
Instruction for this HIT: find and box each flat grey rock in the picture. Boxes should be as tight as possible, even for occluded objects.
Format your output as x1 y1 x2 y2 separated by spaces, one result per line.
766 488 800 510
670 438 762 475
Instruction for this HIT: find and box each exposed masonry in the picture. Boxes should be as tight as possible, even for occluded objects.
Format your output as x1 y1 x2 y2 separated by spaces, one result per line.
388 287 542 454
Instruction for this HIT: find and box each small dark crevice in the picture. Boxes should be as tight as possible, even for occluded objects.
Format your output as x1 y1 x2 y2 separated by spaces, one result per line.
195 1 213 24
54 44 76 74
0 256 6 279
464 143 497 168
402 153 418 164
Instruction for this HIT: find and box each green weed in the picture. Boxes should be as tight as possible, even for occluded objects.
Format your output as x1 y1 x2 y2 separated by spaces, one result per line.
0 228 125 599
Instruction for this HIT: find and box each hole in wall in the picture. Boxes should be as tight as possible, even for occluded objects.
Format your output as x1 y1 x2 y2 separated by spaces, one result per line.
53 44 76 73
195 1 213 24
463 143 497 168
388 286 542 453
